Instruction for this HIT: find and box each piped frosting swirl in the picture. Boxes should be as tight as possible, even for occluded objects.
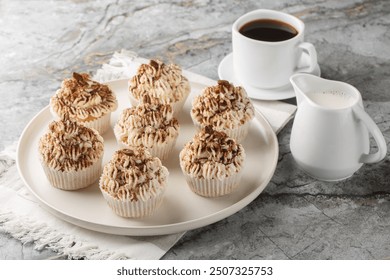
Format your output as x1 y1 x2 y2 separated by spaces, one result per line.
50 72 117 121
115 103 179 148
180 126 245 180
191 80 254 129
100 148 168 202
39 120 104 172
129 59 190 104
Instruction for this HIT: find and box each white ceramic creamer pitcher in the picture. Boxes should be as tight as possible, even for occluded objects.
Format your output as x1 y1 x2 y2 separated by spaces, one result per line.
289 73 387 181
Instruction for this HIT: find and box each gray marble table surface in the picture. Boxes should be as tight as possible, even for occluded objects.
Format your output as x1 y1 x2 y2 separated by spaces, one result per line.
1 0 389 260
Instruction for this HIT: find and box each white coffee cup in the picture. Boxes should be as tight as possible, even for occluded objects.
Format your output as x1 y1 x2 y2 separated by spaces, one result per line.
232 9 318 89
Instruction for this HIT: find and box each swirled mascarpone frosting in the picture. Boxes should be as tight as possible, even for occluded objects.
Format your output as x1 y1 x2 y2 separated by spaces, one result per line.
39 120 104 172
100 148 169 201
50 72 117 121
180 126 245 180
115 103 179 148
191 80 254 129
129 59 190 104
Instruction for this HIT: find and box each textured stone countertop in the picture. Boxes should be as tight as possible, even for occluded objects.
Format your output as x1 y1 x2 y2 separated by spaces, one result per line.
1 0 389 259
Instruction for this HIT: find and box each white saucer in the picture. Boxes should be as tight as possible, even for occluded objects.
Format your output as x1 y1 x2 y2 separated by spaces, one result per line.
218 52 321 100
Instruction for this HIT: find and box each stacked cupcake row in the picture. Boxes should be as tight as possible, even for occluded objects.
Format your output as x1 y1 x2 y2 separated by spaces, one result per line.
115 59 190 160
41 72 117 191
180 79 255 197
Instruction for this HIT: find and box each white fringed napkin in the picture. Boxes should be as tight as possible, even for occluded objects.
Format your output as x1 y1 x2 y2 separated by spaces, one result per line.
0 50 296 259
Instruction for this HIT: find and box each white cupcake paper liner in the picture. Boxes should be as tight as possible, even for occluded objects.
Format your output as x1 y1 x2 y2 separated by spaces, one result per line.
182 170 243 197
145 139 177 160
192 118 251 143
128 87 189 118
100 187 165 218
128 92 139 107
113 124 178 161
49 105 111 135
41 156 103 191
171 90 189 118
81 113 112 135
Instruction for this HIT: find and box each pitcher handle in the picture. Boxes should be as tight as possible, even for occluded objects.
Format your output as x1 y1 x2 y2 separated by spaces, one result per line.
353 105 387 163
296 42 318 73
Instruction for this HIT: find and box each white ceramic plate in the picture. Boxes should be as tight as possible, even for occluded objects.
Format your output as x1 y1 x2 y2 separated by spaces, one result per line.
218 52 321 100
17 79 278 236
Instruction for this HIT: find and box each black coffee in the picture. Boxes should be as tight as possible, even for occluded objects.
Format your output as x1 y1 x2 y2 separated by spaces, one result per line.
239 19 298 42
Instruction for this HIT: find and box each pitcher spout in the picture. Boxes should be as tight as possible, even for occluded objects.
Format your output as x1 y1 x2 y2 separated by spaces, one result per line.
290 73 322 106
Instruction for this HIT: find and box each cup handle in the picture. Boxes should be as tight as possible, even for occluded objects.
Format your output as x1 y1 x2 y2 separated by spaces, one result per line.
296 42 318 73
353 105 387 163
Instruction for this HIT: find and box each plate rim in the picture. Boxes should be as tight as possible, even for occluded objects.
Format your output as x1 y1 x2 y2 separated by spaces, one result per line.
16 78 279 236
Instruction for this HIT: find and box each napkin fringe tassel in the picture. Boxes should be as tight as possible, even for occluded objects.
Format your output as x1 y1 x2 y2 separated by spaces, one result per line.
0 211 126 259
0 144 127 260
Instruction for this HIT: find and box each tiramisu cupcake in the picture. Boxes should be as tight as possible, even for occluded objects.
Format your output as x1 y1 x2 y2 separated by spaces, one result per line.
129 59 190 117
114 103 179 160
191 80 254 143
50 72 118 135
179 126 245 197
38 119 104 190
99 148 169 218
